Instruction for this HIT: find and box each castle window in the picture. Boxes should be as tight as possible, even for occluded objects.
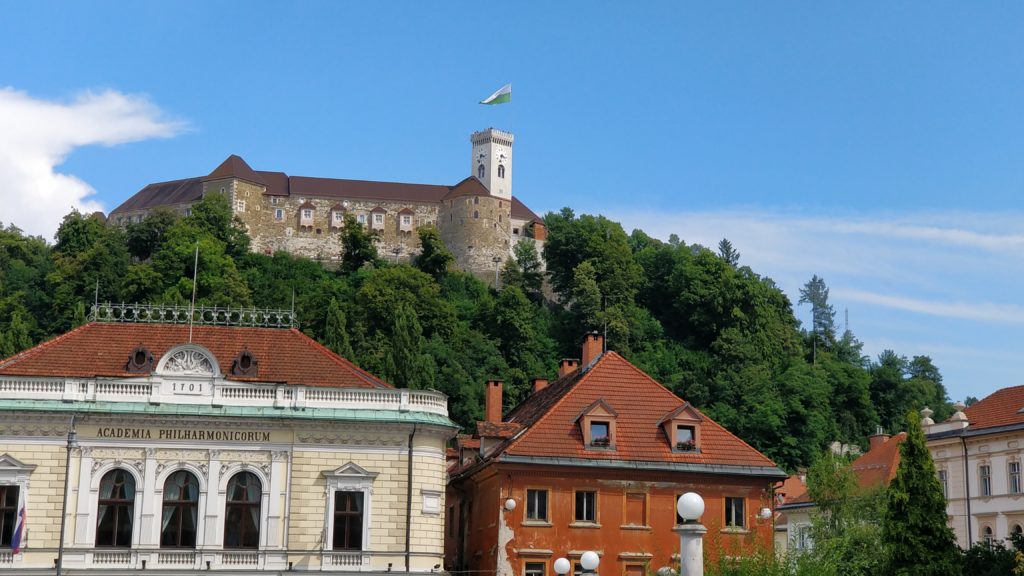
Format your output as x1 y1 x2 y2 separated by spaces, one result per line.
270 197 280 206
402 215 412 226
474 196 480 205
302 209 313 220
374 214 384 225
513 227 520 235
333 211 344 224
473 211 479 219
275 208 284 221
498 164 505 178
478 164 485 179
184 208 192 217
358 214 367 224
96 469 135 548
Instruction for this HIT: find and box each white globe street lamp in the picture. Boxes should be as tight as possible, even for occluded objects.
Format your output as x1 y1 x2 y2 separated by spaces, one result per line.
580 551 600 575
674 493 707 576
554 558 571 576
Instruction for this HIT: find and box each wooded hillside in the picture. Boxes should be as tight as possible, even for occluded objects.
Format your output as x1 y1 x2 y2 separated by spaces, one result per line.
0 195 954 470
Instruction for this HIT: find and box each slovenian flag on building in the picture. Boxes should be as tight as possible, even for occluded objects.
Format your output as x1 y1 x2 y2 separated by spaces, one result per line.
10 505 24 554
480 84 511 105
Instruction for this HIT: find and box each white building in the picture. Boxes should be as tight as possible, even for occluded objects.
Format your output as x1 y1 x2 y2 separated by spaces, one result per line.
0 305 457 574
926 392 1024 548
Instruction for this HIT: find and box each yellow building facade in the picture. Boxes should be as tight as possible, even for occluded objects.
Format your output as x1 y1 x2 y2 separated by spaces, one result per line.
0 308 456 574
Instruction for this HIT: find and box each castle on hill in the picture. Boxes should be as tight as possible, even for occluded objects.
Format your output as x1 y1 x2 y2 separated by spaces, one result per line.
110 128 546 281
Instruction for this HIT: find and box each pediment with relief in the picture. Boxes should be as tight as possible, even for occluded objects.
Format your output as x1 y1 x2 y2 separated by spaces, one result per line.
323 461 379 480
156 344 220 377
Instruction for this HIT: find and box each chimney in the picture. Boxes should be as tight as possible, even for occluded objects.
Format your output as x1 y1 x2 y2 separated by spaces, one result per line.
558 359 580 378
531 378 549 393
485 380 504 424
868 426 890 452
581 331 604 367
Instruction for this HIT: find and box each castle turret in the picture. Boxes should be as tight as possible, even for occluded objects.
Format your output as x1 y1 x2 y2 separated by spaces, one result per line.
470 128 513 200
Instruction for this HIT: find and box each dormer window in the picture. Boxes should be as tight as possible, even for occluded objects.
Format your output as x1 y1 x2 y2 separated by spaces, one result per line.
659 403 703 452
231 350 258 377
126 345 154 373
577 399 618 450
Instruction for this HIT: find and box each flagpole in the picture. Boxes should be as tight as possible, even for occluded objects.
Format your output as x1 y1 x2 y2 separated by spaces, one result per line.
189 243 199 343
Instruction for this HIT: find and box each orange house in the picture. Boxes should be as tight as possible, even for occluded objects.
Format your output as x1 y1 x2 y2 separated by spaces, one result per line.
445 333 786 576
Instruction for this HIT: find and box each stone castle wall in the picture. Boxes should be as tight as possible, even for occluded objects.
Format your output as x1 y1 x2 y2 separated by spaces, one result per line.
438 194 513 283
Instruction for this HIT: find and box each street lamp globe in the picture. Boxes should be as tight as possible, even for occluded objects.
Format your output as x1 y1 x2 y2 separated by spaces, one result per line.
676 492 705 522
580 551 600 572
504 498 517 512
554 558 571 575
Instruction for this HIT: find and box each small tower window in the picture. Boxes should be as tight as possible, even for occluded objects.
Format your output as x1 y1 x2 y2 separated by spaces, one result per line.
473 196 480 205
473 211 479 219
498 164 505 178
478 164 485 179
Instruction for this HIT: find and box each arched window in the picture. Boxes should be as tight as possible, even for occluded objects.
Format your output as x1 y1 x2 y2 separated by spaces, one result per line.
473 211 479 219
477 164 485 179
224 472 261 549
498 164 505 178
96 469 135 547
1014 524 1023 536
983 525 995 546
161 471 199 548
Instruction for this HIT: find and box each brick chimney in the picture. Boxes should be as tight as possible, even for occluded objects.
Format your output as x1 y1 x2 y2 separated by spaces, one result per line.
558 359 580 378
868 426 890 452
485 380 504 424
531 378 549 393
581 331 604 367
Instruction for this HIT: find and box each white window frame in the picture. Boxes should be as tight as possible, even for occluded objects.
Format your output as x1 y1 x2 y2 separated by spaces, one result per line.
401 215 412 226
322 463 377 553
217 465 270 550
980 464 992 497
302 209 313 220
373 213 384 224
333 211 344 223
725 496 745 528
152 464 209 549
234 199 246 213
0 455 34 555
87 462 144 549
357 214 367 224
938 469 948 498
274 208 284 221
1010 462 1021 494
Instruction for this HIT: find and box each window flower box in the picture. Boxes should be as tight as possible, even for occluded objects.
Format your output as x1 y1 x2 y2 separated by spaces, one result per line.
676 440 697 452
590 436 611 447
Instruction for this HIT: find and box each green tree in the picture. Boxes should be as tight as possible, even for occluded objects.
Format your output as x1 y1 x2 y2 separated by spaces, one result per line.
717 238 740 266
806 450 885 576
324 297 354 359
340 213 380 273
502 239 544 301
72 301 87 328
413 225 454 278
125 208 179 261
800 275 836 360
881 411 961 576
185 192 250 257
383 303 434 390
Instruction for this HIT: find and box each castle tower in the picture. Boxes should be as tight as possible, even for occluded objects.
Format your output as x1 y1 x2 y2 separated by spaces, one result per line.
470 128 513 200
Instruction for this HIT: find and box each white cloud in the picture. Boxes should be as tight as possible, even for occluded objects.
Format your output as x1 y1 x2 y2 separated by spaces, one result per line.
0 88 186 239
834 289 1024 325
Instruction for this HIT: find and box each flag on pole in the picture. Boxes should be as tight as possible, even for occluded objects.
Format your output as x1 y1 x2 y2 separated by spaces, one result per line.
11 505 25 554
480 84 512 105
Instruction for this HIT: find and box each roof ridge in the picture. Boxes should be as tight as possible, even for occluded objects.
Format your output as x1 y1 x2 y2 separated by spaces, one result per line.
500 353 612 454
293 174 450 189
288 328 392 389
0 322 97 370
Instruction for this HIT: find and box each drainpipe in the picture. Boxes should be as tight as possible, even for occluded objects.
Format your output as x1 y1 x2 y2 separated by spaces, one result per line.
961 435 972 544
406 423 418 572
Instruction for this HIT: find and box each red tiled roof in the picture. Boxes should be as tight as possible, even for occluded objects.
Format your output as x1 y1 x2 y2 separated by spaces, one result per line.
476 421 523 439
290 176 450 203
0 323 391 389
852 433 906 487
777 475 807 505
787 433 906 506
502 352 777 468
203 155 266 186
965 385 1024 430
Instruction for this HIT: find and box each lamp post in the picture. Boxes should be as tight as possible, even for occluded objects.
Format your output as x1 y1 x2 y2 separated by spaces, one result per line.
56 415 78 576
675 492 706 576
554 557 571 576
580 551 599 576
492 256 502 287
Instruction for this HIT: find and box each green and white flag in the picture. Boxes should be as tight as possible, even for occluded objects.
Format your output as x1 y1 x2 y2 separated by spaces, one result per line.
480 83 511 105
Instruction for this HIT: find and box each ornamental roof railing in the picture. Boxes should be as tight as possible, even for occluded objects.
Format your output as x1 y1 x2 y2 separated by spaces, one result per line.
89 303 298 329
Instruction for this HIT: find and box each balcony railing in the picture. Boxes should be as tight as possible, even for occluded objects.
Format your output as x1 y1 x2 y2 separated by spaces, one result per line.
0 376 449 417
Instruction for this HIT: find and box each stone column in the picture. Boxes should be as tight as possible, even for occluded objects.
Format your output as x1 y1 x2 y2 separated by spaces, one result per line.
674 523 707 576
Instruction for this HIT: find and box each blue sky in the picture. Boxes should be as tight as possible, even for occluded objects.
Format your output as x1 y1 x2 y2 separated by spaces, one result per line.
1 2 1022 404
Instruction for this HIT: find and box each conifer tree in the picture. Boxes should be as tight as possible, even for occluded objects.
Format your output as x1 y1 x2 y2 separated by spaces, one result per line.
324 298 354 359
881 411 961 576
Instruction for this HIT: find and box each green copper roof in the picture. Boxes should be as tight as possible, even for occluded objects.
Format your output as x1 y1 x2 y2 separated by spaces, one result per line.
0 399 457 428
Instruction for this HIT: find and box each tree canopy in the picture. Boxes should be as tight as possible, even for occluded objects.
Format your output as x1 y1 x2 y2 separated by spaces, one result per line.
0 203 956 470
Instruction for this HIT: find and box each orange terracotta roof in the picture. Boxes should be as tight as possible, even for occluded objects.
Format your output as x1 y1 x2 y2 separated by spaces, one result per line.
965 385 1024 430
476 421 523 439
851 433 906 488
0 323 391 389
501 352 777 469
777 474 808 505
